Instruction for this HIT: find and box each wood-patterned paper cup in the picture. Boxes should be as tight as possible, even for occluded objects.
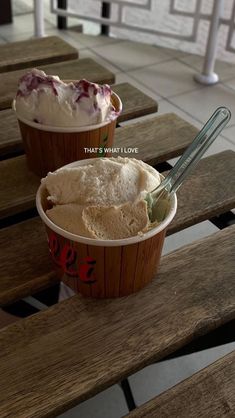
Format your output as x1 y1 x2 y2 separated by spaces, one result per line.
36 159 177 298
12 92 122 178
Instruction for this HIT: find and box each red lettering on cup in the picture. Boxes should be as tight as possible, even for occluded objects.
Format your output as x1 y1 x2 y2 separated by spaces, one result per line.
78 257 97 283
47 233 97 283
60 244 78 277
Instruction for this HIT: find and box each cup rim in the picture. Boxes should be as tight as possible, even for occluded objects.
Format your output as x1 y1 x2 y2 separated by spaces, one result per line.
12 91 122 133
36 158 177 247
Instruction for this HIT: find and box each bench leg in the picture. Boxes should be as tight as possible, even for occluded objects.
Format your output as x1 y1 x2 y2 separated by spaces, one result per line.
101 2 110 36
57 0 67 30
0 0 12 25
119 379 136 411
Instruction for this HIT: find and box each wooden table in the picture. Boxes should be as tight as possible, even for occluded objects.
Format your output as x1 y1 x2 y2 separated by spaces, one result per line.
0 43 235 418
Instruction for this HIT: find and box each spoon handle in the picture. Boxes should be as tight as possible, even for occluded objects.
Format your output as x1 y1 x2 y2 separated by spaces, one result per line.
162 106 231 194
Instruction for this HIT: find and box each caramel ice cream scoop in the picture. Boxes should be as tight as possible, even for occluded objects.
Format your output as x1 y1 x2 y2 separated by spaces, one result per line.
43 157 161 240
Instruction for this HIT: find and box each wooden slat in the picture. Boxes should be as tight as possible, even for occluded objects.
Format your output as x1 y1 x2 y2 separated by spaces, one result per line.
0 83 158 157
113 113 199 164
167 150 235 234
0 58 115 110
112 83 158 123
0 218 53 305
0 226 235 418
0 114 198 219
0 151 234 305
125 351 235 418
0 109 21 157
0 219 58 305
0 156 39 219
0 36 78 73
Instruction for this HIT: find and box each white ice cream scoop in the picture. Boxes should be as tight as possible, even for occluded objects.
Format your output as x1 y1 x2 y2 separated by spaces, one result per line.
15 69 118 127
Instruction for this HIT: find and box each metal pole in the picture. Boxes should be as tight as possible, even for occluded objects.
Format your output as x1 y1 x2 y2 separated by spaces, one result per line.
194 0 223 85
101 2 111 36
0 0 13 25
34 0 45 37
57 0 67 30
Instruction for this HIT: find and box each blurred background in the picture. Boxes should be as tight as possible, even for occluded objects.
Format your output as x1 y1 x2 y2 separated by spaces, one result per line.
2 0 235 63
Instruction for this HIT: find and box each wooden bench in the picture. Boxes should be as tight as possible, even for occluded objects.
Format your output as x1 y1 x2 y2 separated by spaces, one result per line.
0 51 234 417
125 350 235 418
0 226 234 417
0 36 78 73
0 58 117 111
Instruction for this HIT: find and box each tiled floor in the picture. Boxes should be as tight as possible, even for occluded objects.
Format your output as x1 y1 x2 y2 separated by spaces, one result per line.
1 6 235 418
59 385 129 418
128 341 235 406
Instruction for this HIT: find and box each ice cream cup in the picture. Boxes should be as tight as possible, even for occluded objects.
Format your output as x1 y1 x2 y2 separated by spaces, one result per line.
36 159 177 299
12 91 122 178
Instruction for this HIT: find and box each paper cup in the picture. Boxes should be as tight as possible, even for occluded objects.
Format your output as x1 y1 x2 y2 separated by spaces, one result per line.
36 158 177 298
13 92 122 177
